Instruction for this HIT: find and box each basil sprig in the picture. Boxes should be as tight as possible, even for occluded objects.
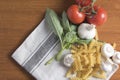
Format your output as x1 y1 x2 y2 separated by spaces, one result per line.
45 9 92 65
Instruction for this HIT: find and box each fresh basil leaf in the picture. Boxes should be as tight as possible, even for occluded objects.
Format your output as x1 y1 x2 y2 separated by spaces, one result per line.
71 24 77 31
56 48 65 61
76 39 92 44
64 43 71 49
63 31 78 43
62 11 71 32
45 8 63 45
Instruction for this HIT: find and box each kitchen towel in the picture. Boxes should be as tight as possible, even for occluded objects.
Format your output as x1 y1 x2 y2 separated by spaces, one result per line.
12 19 119 80
12 19 70 80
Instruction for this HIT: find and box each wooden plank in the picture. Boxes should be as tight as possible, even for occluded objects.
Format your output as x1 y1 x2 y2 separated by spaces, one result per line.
0 0 120 80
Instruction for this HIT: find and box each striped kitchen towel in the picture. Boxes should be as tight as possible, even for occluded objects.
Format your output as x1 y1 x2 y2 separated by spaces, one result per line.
12 19 69 80
11 19 119 80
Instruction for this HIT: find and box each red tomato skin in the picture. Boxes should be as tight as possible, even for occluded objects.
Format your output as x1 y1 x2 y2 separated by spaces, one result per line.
67 5 85 24
75 0 91 6
87 6 107 26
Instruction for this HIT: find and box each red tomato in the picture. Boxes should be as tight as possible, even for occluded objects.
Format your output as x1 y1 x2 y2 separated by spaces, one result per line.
87 6 107 26
75 0 91 6
67 5 85 24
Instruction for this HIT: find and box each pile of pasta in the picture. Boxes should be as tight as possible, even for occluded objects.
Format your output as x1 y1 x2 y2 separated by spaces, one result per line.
66 40 107 80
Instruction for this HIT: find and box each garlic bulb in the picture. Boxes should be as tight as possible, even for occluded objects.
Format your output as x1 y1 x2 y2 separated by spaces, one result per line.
112 51 120 64
101 43 115 58
64 54 74 67
78 23 96 39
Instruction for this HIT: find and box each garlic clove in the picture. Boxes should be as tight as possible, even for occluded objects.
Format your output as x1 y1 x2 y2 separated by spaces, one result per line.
64 54 74 67
101 43 115 58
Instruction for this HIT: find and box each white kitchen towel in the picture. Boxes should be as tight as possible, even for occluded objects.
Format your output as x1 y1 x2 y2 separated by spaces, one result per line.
12 19 119 80
12 19 70 80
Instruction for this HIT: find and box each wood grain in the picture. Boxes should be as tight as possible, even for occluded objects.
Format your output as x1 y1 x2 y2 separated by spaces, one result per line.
0 0 120 80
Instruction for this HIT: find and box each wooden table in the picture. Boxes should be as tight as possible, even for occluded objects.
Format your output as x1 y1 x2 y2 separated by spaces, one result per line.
0 0 120 80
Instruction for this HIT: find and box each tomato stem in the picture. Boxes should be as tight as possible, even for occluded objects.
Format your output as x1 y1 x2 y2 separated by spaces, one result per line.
80 7 84 12
80 5 90 12
78 4 82 12
91 0 97 14
85 12 91 15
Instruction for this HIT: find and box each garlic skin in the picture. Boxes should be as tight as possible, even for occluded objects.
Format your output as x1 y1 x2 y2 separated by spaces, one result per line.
64 54 74 67
78 23 96 39
112 51 120 64
101 43 115 58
